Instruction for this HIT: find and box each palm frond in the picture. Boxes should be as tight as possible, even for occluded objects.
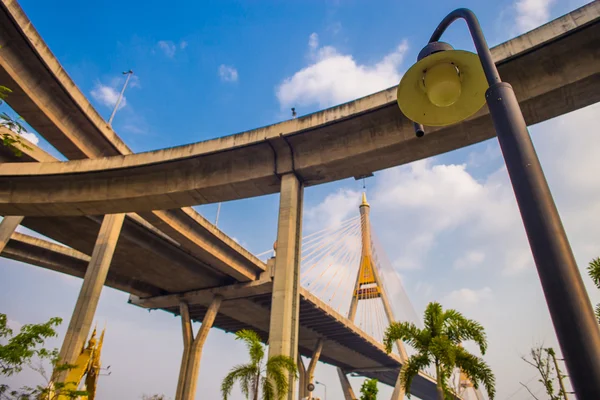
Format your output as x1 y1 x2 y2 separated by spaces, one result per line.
399 354 431 398
221 363 258 400
588 257 600 287
261 375 275 400
423 302 443 337
265 355 298 400
455 347 496 399
443 309 488 354
429 336 458 368
235 329 265 366
384 322 425 354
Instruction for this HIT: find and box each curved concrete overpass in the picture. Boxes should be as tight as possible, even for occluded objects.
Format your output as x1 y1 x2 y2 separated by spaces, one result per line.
0 2 599 216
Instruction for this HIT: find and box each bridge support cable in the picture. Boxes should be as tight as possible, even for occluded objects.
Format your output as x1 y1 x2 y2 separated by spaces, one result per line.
299 217 362 313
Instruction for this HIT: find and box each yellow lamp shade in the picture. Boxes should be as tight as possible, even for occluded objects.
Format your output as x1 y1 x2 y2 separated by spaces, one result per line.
397 49 488 127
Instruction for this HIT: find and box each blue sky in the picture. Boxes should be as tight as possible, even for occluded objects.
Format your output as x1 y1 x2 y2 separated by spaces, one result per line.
1 0 598 399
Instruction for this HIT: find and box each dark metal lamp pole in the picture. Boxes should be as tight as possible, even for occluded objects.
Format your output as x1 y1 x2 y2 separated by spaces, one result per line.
425 9 600 398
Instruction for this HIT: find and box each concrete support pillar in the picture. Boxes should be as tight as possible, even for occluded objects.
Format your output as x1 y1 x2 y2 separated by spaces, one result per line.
179 296 223 400
336 369 357 400
55 213 125 381
268 173 303 400
306 339 324 399
175 302 193 400
390 375 405 400
0 216 24 253
297 356 307 399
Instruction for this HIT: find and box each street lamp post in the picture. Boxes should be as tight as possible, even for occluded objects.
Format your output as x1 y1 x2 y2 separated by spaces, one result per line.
108 70 134 126
396 9 600 398
315 381 326 400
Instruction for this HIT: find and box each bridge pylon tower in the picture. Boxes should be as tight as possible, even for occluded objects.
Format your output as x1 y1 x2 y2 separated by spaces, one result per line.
336 193 408 400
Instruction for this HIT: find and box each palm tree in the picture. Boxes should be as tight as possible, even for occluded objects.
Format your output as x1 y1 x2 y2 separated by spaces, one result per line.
383 302 495 400
221 329 298 400
588 257 600 323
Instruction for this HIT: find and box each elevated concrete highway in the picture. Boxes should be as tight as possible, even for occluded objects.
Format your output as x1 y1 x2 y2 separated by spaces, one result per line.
0 1 598 216
0 128 265 292
0 0 265 284
3 231 442 399
2 1 600 398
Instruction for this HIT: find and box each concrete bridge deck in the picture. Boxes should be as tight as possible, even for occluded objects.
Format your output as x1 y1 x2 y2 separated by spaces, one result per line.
3 232 441 398
0 1 598 216
2 2 600 399
0 129 264 295
0 0 266 285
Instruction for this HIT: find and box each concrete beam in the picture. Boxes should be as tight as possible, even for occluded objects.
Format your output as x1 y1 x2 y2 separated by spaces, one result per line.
54 213 125 380
129 278 272 309
0 127 265 287
0 215 23 253
268 173 303 400
139 209 265 281
0 3 598 216
0 0 132 159
2 232 162 296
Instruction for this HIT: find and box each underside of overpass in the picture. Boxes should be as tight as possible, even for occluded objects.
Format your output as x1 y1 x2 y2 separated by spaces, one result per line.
1 0 600 399
4 232 441 399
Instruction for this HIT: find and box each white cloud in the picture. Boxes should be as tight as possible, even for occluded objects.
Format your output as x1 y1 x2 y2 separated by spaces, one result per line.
90 83 127 110
276 35 409 109
2 120 40 145
444 287 493 307
218 65 239 82
513 0 555 34
180 40 188 49
18 131 39 145
453 250 486 270
304 188 360 231
157 40 177 58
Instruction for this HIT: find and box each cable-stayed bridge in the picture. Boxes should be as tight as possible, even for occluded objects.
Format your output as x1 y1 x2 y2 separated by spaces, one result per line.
0 0 598 399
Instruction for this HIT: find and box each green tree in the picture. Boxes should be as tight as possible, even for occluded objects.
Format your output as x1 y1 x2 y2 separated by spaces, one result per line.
0 313 85 400
0 83 33 156
383 302 495 400
589 257 600 323
0 313 61 376
221 329 298 400
521 346 568 400
360 378 378 400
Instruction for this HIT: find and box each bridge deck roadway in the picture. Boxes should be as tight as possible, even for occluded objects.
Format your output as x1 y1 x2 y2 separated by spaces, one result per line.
0 1 599 216
3 233 442 398
0 129 265 295
0 0 266 285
